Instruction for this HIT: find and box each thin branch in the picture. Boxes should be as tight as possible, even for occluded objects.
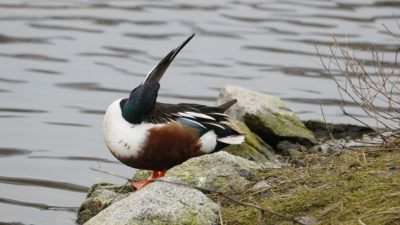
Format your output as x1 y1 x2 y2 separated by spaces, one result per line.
317 31 400 142
218 203 224 225
383 23 400 42
91 167 131 180
358 210 400 225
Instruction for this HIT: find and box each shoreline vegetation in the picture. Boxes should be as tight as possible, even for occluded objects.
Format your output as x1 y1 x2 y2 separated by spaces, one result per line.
218 147 400 225
78 35 400 224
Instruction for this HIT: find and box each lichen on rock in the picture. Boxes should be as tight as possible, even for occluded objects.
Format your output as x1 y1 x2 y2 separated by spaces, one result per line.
84 177 219 225
77 183 132 224
223 120 276 162
216 85 294 121
217 85 315 147
143 151 277 191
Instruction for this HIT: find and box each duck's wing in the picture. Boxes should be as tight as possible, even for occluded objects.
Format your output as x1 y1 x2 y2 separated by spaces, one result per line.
143 100 241 136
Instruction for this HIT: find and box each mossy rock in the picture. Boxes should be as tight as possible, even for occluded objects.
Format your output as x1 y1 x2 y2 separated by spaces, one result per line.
216 85 315 148
134 152 277 192
224 120 276 162
245 113 315 147
84 177 219 225
77 183 132 224
216 85 294 121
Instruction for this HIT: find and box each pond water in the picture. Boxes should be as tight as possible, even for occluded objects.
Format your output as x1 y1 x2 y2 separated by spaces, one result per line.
0 0 399 224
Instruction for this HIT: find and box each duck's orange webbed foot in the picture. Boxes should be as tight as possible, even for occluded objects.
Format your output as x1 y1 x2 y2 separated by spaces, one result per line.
130 180 153 189
130 170 167 190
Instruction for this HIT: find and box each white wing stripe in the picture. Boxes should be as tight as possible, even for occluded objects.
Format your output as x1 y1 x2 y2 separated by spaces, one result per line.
178 112 196 118
217 135 245 145
184 111 216 120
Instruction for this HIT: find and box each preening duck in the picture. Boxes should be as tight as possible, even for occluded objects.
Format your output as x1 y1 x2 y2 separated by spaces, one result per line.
103 34 244 189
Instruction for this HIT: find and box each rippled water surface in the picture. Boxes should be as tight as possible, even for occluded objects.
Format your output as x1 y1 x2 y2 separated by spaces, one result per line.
1 0 399 224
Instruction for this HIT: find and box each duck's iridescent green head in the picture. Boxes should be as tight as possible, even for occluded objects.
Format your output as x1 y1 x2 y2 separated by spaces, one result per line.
121 34 195 124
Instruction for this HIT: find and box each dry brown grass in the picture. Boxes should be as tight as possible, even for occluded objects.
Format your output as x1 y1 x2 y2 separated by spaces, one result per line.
217 149 400 225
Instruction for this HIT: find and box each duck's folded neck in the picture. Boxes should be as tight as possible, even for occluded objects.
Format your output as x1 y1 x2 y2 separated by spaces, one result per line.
121 81 160 124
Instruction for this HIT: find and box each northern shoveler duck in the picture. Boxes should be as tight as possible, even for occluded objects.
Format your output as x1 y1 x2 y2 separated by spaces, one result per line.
103 34 244 189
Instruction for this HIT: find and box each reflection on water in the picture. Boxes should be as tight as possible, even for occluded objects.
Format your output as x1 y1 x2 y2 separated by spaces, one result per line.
0 0 399 224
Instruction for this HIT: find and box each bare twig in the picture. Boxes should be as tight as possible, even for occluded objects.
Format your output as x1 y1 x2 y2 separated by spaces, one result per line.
317 29 400 144
218 203 224 225
358 210 400 225
90 167 131 180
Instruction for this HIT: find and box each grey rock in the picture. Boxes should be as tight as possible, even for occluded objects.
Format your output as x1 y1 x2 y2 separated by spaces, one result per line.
250 180 271 192
297 216 318 225
77 183 132 224
134 151 278 192
217 85 315 147
81 152 276 224
84 177 219 225
217 85 293 121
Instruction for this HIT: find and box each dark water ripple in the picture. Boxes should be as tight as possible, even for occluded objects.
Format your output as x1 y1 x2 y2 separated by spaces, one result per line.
44 122 91 127
0 108 47 114
0 222 26 225
0 77 26 84
28 155 117 164
0 176 89 193
56 82 128 93
102 46 146 55
0 34 48 44
124 32 184 40
29 23 103 33
95 62 144 77
0 53 68 62
0 197 78 212
0 148 32 158
25 68 63 75
77 52 128 58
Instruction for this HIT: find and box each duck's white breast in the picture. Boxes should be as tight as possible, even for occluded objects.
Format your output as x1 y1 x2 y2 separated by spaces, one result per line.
103 99 162 160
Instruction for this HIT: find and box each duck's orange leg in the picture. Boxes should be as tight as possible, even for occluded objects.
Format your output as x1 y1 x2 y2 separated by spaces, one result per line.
130 170 167 189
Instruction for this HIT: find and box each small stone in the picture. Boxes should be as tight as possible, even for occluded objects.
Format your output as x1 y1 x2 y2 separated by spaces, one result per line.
309 145 322 153
361 134 372 142
297 216 318 225
250 180 271 192
276 140 298 153
277 141 304 162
